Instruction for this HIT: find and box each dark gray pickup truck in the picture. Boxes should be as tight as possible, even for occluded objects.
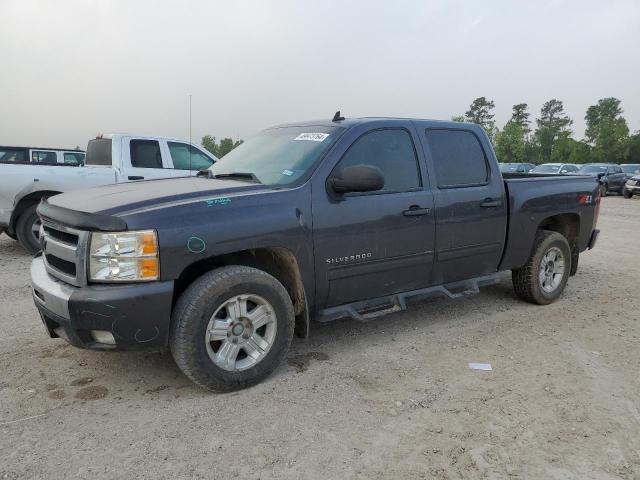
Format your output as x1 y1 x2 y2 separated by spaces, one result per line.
30 116 601 391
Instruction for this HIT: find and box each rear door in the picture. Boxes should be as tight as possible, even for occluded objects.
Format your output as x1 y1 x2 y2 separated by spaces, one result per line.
420 126 507 284
312 122 435 307
122 137 173 181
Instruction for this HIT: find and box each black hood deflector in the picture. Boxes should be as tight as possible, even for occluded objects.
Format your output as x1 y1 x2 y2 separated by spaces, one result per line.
37 200 128 232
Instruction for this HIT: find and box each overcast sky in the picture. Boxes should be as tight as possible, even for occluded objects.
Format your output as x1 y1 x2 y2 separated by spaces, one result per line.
1 0 638 149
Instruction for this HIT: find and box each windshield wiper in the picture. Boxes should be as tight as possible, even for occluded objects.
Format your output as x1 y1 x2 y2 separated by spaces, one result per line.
210 172 262 184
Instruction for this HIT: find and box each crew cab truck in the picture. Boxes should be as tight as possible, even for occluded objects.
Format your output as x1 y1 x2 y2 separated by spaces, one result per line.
1 134 216 253
30 117 601 392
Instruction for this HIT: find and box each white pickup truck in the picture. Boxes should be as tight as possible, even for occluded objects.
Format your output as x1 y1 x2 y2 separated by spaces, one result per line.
0 134 217 253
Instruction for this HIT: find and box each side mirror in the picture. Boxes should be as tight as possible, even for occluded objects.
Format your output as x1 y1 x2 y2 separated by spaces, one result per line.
328 165 385 196
560 169 568 173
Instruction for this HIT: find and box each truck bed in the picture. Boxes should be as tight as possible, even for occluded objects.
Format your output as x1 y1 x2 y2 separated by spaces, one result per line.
499 174 600 272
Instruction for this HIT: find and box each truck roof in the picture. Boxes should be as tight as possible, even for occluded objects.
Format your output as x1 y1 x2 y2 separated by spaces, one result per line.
95 133 204 144
0 145 85 152
271 117 477 130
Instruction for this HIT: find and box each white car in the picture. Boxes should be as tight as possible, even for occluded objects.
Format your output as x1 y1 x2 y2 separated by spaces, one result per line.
0 134 217 253
530 163 580 174
0 146 85 166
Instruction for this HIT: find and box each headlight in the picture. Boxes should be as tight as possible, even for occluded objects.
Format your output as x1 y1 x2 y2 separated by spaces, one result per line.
89 230 159 282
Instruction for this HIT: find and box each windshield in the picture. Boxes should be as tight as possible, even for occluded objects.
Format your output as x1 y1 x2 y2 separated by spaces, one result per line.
208 126 342 186
578 165 607 174
621 164 640 174
499 163 519 172
532 164 560 173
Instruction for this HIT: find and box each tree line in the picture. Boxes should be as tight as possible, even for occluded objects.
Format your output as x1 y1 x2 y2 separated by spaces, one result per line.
453 97 640 164
201 98 640 165
201 135 243 158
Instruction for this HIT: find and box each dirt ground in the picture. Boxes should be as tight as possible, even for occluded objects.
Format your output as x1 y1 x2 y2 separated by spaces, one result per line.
1 196 639 479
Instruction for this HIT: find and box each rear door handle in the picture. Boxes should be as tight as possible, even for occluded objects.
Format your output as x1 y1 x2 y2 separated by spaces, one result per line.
128 175 144 180
403 205 431 216
480 198 502 208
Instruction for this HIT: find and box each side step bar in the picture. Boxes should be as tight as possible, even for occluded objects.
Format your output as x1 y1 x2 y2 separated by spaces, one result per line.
316 273 501 323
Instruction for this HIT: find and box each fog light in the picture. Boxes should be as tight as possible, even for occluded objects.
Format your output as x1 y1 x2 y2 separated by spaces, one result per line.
90 330 116 345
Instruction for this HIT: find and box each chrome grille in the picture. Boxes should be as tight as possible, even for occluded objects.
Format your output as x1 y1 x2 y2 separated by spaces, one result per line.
40 220 89 287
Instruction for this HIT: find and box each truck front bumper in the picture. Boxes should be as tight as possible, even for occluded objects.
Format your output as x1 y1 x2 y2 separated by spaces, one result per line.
30 255 174 350
624 183 640 195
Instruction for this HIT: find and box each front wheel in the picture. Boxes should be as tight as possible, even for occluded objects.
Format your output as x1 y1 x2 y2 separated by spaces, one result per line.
623 189 633 199
170 265 295 392
512 231 571 305
15 204 42 254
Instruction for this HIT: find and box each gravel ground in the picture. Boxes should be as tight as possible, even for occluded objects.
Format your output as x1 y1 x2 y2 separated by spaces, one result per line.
1 196 639 479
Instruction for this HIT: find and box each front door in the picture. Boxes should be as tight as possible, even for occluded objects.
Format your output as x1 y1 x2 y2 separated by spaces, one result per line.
312 125 435 308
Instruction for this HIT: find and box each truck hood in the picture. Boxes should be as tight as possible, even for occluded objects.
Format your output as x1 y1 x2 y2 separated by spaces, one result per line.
46 176 270 216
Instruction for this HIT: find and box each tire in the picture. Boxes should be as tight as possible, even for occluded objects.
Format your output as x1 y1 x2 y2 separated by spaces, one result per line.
623 189 633 199
170 265 295 392
512 231 572 305
15 204 42 254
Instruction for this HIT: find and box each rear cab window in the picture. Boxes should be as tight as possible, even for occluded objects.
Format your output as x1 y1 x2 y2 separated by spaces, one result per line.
86 139 113 166
425 129 489 188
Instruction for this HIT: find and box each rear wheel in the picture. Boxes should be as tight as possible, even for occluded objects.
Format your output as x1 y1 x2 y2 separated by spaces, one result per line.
15 204 42 254
512 231 571 305
170 265 295 392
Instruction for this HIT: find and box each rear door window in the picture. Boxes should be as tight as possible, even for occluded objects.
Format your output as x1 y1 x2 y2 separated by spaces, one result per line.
130 140 163 169
426 129 489 188
0 148 27 163
32 150 58 164
168 142 215 170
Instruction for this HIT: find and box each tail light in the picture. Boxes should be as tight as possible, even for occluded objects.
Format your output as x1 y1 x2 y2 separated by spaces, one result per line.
593 189 601 227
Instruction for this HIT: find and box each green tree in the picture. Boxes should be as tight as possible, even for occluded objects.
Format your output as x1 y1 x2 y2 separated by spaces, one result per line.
464 97 497 140
451 115 465 122
494 104 533 163
494 121 526 162
511 103 531 134
533 99 573 163
584 97 629 163
550 137 591 164
201 135 243 158
624 133 640 163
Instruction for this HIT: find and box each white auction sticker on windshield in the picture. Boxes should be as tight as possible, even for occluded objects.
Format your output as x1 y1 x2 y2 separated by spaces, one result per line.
294 133 329 142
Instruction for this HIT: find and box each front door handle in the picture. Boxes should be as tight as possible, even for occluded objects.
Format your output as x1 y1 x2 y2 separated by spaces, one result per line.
480 198 501 208
128 175 144 180
403 205 431 216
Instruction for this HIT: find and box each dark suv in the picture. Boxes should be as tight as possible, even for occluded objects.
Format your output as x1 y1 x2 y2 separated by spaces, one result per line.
578 164 626 196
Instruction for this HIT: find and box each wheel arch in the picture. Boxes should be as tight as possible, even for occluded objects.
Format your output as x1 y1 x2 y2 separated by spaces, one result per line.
173 247 309 338
10 190 61 231
537 212 580 275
